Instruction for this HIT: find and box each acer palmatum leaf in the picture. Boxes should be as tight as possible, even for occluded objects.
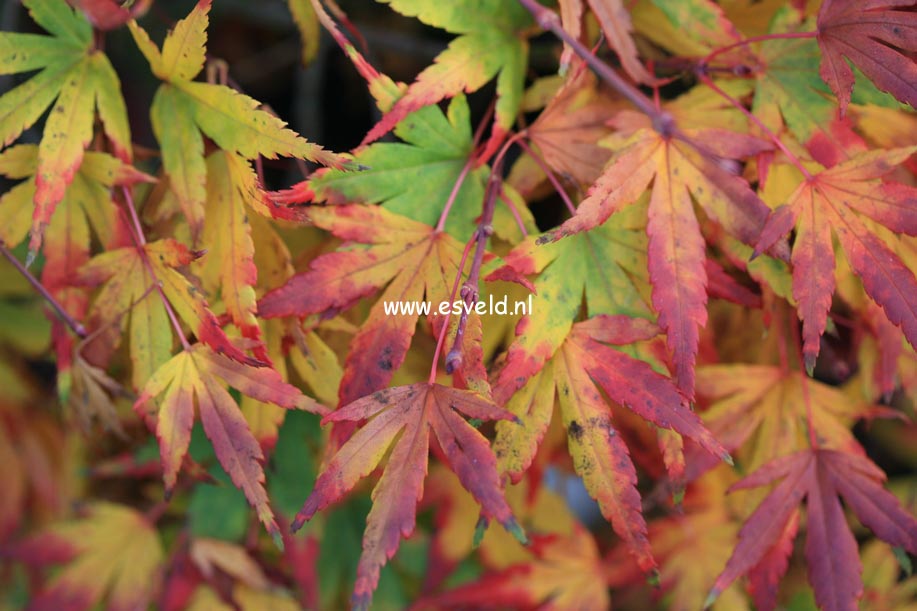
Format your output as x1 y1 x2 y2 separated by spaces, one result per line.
816 0 917 114
292 382 525 611
707 449 917 611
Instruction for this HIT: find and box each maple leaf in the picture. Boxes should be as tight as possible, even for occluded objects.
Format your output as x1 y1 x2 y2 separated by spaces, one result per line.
489 203 652 402
415 524 609 610
753 147 917 372
543 99 772 396
259 204 469 406
287 0 320 65
15 502 163 611
302 94 529 240
644 471 747 611
743 8 839 148
633 0 745 57
420 464 576 589
291 382 525 611
494 315 730 574
589 1 655 85
0 144 147 279
126 0 348 239
816 0 917 115
134 342 324 541
692 364 868 477
0 0 131 256
70 0 149 31
706 448 917 611
64 349 127 437
77 238 260 389
361 0 531 156
197 151 265 357
513 65 622 192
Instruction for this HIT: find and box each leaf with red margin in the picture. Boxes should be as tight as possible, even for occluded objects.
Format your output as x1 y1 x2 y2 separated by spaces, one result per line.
198 151 266 360
816 0 917 115
494 315 730 575
489 202 652 405
586 0 654 84
291 382 525 611
134 343 324 542
747 509 799 611
705 448 917 610
13 502 163 611
691 364 868 479
126 0 349 240
77 239 264 389
544 109 771 396
70 0 149 30
414 524 608 610
0 0 131 256
518 63 623 190
753 147 917 372
258 205 468 406
361 0 531 158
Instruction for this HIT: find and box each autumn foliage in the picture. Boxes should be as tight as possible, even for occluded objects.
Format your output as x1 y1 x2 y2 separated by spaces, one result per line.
1 0 917 609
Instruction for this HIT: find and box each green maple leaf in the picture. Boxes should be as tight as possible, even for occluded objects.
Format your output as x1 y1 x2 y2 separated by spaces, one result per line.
308 94 531 240
362 0 531 155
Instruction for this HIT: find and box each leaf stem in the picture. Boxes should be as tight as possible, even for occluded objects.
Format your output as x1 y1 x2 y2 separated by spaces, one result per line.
0 241 87 338
119 186 192 352
700 31 818 69
434 100 494 232
435 157 476 234
516 0 675 136
514 138 577 216
698 74 814 181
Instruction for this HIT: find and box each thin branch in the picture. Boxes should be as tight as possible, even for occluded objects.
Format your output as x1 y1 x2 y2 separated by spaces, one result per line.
517 0 675 136
0 241 87 338
429 232 477 384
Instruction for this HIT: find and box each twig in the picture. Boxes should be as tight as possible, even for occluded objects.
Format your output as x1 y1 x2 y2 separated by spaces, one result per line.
0 241 87 338
517 0 675 136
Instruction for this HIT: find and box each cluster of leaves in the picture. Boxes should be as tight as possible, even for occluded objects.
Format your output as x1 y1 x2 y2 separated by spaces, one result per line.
0 0 916 609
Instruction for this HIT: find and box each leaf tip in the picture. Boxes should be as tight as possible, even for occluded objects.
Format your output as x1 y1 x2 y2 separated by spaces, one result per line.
472 515 488 549
505 516 528 546
291 513 307 533
351 593 371 611
270 527 284 552
647 569 661 588
804 354 816 377
444 349 462 374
